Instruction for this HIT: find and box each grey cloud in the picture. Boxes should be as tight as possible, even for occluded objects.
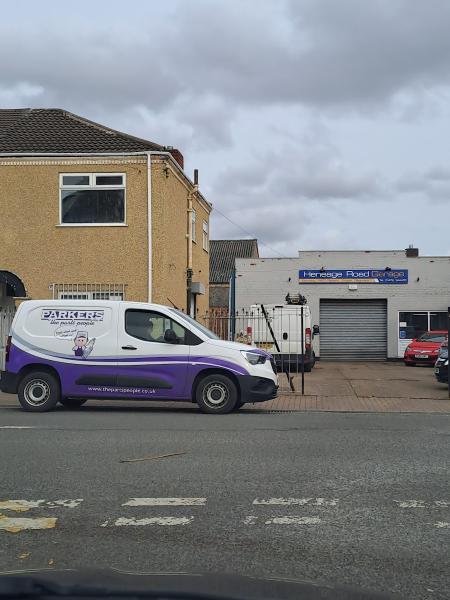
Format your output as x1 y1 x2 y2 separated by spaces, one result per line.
395 175 427 194
4 0 450 122
2 1 450 255
277 166 381 201
425 165 450 181
396 166 450 203
210 141 384 254
170 0 450 110
215 145 382 207
211 200 314 257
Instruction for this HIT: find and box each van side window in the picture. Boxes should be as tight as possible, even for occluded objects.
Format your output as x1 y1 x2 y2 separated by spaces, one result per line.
125 310 197 345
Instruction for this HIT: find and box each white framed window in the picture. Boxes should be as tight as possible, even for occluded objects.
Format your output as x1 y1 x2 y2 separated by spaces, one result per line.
59 173 126 226
202 220 209 251
191 208 197 243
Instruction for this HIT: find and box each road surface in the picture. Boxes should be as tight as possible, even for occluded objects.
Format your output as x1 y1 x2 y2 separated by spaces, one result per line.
1 405 449 599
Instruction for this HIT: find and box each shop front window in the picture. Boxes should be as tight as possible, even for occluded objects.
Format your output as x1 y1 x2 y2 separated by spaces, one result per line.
430 312 448 330
399 312 427 340
398 311 448 356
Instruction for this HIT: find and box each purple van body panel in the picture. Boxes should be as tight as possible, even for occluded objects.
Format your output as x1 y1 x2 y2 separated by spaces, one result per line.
8 344 249 400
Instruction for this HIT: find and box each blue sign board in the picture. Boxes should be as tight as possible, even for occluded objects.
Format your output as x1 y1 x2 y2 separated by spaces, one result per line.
299 269 408 284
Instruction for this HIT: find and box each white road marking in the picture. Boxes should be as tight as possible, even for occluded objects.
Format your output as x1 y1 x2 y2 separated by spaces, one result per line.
0 517 57 532
253 497 338 506
0 501 44 511
0 499 83 512
108 516 194 526
122 497 206 507
394 500 449 509
0 426 36 429
264 516 321 525
243 516 258 525
435 522 450 529
49 499 84 509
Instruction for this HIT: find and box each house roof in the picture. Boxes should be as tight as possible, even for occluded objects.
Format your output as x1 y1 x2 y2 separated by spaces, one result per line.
0 108 164 153
210 239 259 284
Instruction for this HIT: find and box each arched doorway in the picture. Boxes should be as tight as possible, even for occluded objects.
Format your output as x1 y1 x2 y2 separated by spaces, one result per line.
0 271 25 365
0 271 27 299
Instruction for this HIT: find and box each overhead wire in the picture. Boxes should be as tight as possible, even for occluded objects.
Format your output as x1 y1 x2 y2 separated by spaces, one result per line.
212 206 289 258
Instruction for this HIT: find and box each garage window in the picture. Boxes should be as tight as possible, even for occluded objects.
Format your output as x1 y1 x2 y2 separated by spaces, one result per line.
399 311 447 340
60 173 126 225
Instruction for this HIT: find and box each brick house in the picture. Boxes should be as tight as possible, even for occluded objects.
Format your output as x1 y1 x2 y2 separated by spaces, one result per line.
0 109 211 317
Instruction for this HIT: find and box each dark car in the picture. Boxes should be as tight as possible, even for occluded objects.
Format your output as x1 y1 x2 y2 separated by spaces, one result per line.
435 340 448 383
404 330 447 366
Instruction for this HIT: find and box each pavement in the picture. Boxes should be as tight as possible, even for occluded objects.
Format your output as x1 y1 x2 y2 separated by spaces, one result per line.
2 360 448 413
0 409 449 600
269 361 450 413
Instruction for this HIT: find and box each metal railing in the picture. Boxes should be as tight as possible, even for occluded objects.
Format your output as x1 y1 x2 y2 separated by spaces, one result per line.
50 283 126 300
199 307 314 393
0 306 15 371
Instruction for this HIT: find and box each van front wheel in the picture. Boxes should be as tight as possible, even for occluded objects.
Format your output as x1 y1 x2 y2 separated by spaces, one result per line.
18 371 60 412
196 374 238 414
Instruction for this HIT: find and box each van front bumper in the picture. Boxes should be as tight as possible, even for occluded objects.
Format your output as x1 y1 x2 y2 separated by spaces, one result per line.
237 375 278 403
0 371 18 394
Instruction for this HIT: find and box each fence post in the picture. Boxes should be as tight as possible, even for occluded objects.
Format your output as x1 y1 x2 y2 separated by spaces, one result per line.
300 305 305 395
229 269 236 341
260 303 295 392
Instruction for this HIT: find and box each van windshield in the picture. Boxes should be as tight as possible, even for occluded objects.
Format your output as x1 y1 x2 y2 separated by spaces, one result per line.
169 308 220 340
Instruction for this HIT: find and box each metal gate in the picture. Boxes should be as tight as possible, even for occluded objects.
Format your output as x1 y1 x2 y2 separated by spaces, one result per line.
319 299 387 360
0 306 15 370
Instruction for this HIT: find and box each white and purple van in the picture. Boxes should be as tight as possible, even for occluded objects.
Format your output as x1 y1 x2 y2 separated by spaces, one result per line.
0 300 278 413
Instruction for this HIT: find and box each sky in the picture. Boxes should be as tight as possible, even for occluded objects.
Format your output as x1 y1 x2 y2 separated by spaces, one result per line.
2 0 450 257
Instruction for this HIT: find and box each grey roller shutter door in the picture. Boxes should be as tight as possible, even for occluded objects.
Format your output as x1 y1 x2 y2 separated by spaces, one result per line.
319 300 387 360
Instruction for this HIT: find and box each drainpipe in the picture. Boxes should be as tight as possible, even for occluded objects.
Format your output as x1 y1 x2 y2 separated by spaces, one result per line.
147 152 153 303
186 169 199 316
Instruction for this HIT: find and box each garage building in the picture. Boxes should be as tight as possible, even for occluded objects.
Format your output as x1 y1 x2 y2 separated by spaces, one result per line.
234 248 450 360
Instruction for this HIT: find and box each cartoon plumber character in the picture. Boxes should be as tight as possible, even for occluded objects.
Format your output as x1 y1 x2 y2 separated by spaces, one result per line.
72 331 96 359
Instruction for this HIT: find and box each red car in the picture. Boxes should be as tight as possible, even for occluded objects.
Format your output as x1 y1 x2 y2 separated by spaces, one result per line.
404 330 448 366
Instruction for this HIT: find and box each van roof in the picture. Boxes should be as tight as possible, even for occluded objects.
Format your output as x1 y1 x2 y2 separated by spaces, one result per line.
18 299 177 311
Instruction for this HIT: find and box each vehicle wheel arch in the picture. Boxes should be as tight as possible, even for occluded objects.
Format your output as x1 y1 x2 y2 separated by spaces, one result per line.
17 363 61 388
191 368 241 403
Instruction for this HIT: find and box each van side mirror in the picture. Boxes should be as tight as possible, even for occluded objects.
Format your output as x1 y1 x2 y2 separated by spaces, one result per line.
164 329 178 344
313 324 320 335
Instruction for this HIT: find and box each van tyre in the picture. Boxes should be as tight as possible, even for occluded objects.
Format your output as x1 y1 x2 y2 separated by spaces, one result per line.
60 398 87 409
18 371 60 412
196 374 238 414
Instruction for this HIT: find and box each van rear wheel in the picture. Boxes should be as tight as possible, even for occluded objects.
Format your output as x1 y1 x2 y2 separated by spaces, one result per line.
60 398 87 409
196 374 237 414
18 371 60 412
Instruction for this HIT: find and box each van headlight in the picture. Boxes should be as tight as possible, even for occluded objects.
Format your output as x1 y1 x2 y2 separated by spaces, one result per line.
241 350 266 365
445 360 449 366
